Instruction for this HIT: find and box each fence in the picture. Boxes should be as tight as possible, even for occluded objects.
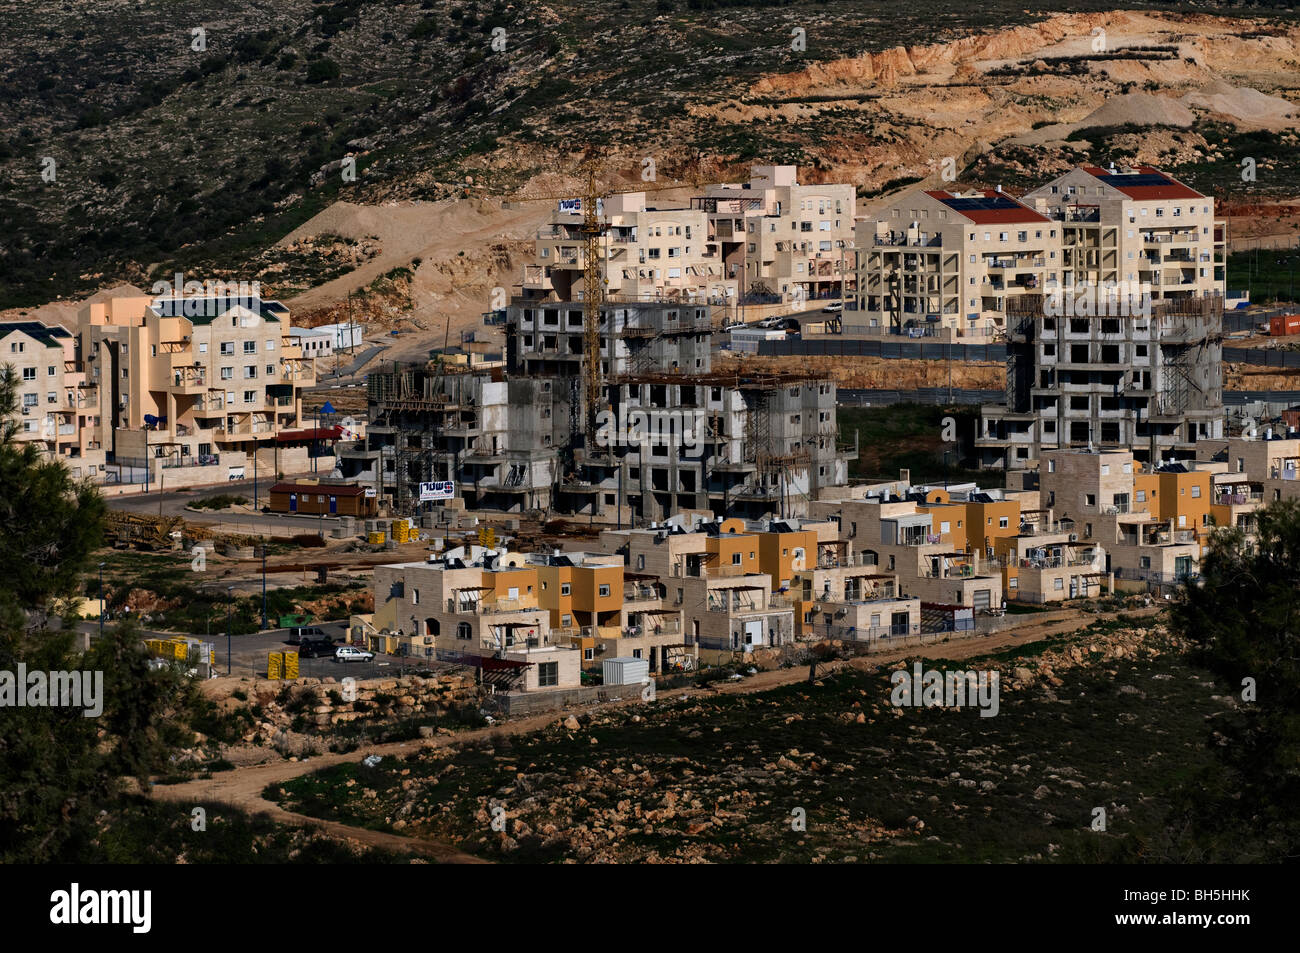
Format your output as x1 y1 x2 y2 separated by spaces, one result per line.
758 338 1008 362
759 327 1300 369
839 387 1300 408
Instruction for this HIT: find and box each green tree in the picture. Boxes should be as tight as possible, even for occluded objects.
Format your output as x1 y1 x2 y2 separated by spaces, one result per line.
0 366 106 617
0 365 200 861
1165 499 1300 860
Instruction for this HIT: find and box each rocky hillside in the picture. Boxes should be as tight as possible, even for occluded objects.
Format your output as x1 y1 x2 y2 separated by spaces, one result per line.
269 616 1251 863
5 1 1300 312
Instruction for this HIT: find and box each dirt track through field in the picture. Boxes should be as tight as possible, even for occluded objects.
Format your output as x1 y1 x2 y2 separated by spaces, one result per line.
150 604 1164 862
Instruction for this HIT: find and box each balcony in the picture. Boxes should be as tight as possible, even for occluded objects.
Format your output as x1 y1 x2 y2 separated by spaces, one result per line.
623 618 683 638
169 368 207 394
899 534 943 546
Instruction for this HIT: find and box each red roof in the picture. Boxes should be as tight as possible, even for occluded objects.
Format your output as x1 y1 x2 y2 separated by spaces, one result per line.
1080 165 1204 201
269 482 367 497
924 189 1051 225
275 425 344 443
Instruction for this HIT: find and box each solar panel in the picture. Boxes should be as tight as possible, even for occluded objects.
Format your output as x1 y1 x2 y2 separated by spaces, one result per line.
1097 173 1170 188
940 195 1024 212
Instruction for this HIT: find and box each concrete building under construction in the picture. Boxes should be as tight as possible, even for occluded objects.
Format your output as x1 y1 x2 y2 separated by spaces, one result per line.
338 300 856 520
976 293 1225 470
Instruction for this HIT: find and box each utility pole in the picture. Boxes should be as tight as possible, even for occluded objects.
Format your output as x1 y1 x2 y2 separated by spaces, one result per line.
98 561 105 640
253 446 258 512
226 586 234 676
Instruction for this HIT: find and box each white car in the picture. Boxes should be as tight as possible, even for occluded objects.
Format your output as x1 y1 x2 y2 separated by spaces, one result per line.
334 646 375 663
821 302 844 313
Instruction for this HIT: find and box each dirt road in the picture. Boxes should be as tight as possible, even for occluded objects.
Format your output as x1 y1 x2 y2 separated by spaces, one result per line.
150 603 1164 861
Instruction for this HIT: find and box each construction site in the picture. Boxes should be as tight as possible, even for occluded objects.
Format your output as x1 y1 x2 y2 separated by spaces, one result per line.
977 293 1225 469
337 297 858 523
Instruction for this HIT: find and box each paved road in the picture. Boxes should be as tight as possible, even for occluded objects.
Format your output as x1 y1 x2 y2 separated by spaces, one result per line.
108 481 350 536
72 617 420 679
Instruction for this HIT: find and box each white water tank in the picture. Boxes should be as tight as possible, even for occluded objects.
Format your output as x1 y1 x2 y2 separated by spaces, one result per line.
602 657 649 687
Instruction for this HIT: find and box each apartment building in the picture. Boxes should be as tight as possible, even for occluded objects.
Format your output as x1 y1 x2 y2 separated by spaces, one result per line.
602 518 796 653
1039 448 1202 590
523 192 730 303
696 165 856 304
1020 165 1226 303
808 494 1004 611
0 321 103 477
371 549 581 692
521 550 690 674
75 292 318 475
978 291 1224 470
851 188 1057 337
347 300 855 521
1197 431 1300 530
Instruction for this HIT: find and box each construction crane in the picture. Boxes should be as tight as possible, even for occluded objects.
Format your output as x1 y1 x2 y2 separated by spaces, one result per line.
508 152 712 453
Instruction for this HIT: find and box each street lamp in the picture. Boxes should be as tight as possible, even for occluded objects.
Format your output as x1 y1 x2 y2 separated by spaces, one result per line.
98 561 105 639
226 586 234 677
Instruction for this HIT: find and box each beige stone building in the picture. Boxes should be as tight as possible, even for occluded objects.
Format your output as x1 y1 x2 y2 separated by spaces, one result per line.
1021 164 1226 303
523 192 729 304
371 550 583 692
851 187 1057 337
75 291 317 479
698 165 856 305
1 320 103 478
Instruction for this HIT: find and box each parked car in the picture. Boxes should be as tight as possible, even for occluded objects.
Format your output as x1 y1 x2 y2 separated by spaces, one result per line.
822 301 843 313
298 639 336 659
287 626 328 645
335 646 375 663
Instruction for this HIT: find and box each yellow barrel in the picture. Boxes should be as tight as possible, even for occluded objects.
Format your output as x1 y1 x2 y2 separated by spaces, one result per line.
268 652 283 680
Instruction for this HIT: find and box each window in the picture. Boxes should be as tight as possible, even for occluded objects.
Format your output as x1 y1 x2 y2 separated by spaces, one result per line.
1191 485 1201 498
244 365 257 379
220 342 234 355
1054 578 1064 591
598 583 610 597
456 622 471 640
47 365 55 377
412 589 419 605
198 342 207 353
560 582 571 596
999 517 1009 529
21 368 35 381
583 648 594 661
538 662 559 688
220 367 233 380
243 341 256 354
731 552 741 565
266 339 275 350
243 390 255 404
